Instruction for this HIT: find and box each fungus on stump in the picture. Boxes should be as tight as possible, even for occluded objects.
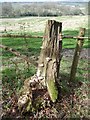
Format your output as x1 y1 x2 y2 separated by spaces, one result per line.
37 20 62 102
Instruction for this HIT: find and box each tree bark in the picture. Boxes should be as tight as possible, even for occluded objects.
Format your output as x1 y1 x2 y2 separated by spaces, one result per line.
70 28 86 81
37 20 62 102
18 20 62 113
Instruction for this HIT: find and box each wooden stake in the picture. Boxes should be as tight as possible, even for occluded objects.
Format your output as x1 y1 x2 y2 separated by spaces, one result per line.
70 28 86 81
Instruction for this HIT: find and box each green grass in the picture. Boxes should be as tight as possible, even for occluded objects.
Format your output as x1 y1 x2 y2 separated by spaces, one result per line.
1 36 42 98
63 30 88 48
2 65 36 93
1 29 88 58
1 16 88 118
1 29 88 75
1 37 42 59
1 30 89 105
1 30 88 72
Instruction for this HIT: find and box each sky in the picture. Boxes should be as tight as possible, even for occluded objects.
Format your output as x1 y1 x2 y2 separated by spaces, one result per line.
0 0 89 2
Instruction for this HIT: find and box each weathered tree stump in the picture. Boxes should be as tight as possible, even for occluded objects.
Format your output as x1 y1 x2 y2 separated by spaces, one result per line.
18 20 62 113
37 20 62 102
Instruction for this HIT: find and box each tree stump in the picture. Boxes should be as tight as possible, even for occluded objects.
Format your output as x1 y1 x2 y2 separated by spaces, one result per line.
37 20 62 102
18 20 62 113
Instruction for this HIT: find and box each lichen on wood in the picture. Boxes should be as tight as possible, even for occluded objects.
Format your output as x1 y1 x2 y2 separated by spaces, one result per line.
37 20 62 102
18 78 32 113
47 79 58 102
17 20 62 113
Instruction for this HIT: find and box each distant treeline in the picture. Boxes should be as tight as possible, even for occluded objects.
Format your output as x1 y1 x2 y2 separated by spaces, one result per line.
0 2 88 18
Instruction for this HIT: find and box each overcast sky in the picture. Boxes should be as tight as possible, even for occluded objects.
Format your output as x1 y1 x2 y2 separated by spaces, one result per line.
0 0 89 2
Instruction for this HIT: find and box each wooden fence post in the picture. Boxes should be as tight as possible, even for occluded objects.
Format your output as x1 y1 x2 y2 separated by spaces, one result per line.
17 20 62 113
70 28 86 81
37 20 62 102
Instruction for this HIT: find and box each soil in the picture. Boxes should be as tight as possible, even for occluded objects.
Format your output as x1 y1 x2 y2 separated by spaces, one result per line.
62 48 89 59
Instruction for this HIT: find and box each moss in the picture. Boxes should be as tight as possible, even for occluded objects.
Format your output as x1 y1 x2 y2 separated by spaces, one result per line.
33 97 44 110
47 80 58 102
26 101 32 112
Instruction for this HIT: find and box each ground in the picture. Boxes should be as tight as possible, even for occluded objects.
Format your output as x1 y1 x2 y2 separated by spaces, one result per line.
1 48 89 119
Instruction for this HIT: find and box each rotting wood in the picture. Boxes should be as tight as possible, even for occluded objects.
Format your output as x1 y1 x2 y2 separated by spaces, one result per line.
0 44 38 67
70 28 86 81
37 20 62 102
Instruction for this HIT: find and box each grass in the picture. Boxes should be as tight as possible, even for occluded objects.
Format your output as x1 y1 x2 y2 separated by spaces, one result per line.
0 16 88 34
1 29 88 93
1 29 88 70
2 65 36 93
1 18 89 118
1 37 42 59
63 30 88 48
1 37 41 99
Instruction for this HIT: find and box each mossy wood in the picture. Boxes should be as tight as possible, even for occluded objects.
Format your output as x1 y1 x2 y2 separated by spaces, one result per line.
18 20 62 113
70 28 86 81
37 20 62 102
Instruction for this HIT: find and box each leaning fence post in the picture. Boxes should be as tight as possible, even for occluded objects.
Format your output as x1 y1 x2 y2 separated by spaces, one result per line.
70 28 86 81
37 20 62 102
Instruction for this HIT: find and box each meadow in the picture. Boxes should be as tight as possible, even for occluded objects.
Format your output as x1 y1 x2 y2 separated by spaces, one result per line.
0 16 88 34
0 16 89 118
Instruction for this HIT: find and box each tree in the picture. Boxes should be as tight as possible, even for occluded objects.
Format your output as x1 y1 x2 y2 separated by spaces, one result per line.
2 2 14 17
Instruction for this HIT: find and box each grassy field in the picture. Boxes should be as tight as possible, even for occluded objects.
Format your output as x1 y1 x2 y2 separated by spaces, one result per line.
1 16 88 90
1 16 89 118
0 16 88 34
